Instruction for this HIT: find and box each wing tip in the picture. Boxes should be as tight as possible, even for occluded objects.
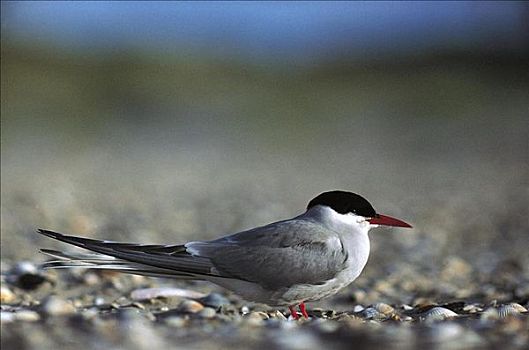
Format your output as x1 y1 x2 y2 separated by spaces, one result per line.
37 228 64 239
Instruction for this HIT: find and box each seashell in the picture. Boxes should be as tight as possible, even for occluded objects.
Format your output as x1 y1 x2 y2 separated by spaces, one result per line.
497 303 527 318
373 303 394 315
353 305 364 313
420 307 458 322
401 304 414 311
269 310 287 320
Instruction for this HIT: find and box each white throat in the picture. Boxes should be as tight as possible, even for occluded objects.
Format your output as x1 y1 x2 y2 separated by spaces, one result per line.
302 205 372 235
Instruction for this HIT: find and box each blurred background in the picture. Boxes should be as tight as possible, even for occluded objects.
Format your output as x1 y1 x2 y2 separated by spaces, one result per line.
1 2 528 281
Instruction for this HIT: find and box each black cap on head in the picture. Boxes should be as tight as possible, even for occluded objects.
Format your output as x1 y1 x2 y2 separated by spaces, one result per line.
307 190 377 217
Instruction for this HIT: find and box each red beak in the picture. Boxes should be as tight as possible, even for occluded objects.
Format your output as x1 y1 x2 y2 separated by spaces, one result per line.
367 214 412 228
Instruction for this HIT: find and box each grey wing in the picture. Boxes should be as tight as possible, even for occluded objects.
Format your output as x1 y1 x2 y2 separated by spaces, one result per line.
186 220 348 289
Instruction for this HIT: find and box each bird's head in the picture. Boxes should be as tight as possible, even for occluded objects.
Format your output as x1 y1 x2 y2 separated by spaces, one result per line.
307 190 412 230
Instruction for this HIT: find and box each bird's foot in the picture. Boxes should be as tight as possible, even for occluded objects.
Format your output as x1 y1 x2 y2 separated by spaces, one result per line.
289 305 300 320
299 302 309 319
289 303 309 320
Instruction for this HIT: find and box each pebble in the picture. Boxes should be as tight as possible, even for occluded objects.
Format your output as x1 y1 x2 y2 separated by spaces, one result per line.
117 308 142 321
374 280 394 294
81 308 99 320
200 293 230 308
7 261 48 290
440 256 472 281
198 307 217 319
0 285 16 304
309 308 335 319
15 310 41 322
94 296 106 306
481 307 500 320
350 289 367 303
9 261 39 276
315 319 340 333
42 296 76 316
250 311 269 320
361 307 386 321
428 322 464 341
82 272 101 286
218 304 238 316
130 287 206 301
244 311 267 326
0 311 15 323
462 304 482 313
114 296 130 307
335 313 361 323
165 316 187 328
177 299 204 313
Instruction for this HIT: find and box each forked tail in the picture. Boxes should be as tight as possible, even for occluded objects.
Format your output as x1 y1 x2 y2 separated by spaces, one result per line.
38 229 218 280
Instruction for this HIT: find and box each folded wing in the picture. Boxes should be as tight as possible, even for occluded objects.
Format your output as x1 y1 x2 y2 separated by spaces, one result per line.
186 219 348 289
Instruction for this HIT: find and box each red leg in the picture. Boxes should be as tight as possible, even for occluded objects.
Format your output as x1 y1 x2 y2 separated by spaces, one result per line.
289 305 299 320
299 302 309 319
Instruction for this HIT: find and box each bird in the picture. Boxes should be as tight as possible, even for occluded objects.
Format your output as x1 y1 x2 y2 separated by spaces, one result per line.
38 190 411 320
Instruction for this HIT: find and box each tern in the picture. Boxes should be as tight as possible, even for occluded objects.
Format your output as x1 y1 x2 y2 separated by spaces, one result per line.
38 190 412 319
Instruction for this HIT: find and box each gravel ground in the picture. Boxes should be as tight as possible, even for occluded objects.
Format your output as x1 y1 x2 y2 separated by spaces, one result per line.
1 258 528 350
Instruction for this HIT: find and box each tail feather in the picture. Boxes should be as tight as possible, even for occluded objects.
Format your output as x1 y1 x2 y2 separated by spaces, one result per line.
41 248 118 261
40 248 200 279
37 229 219 279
